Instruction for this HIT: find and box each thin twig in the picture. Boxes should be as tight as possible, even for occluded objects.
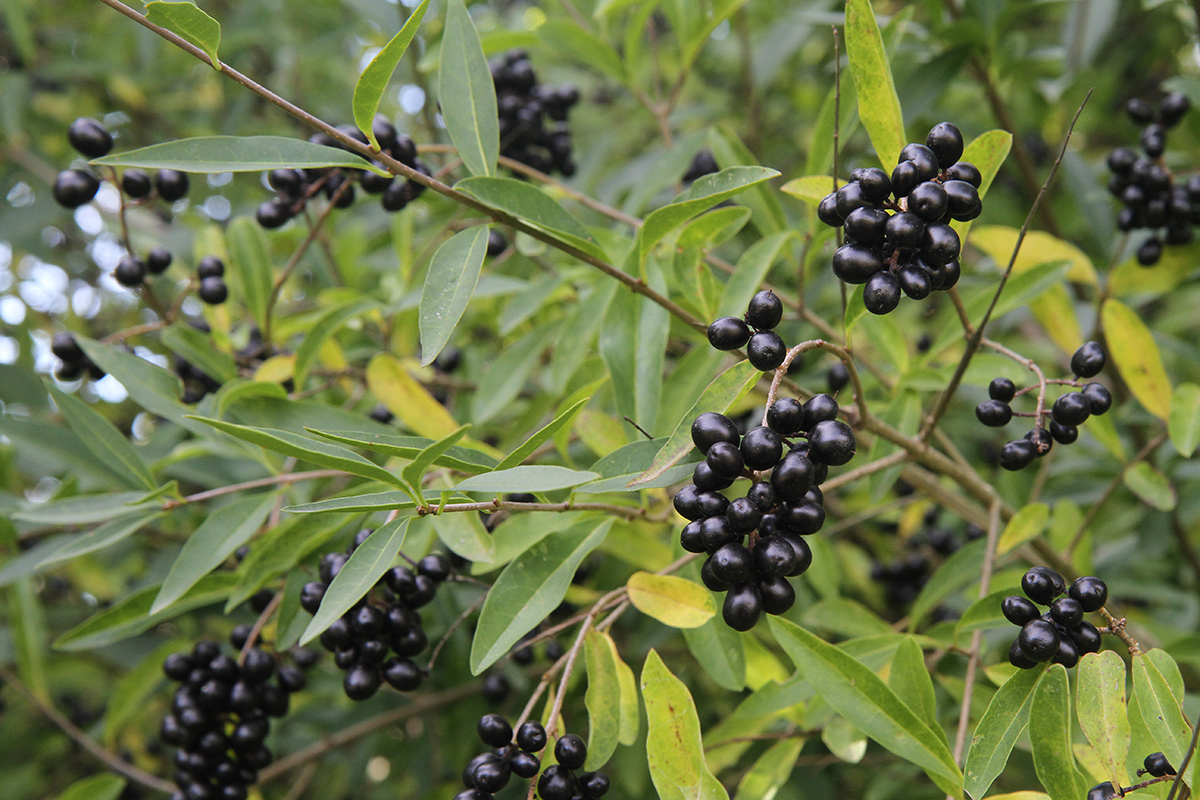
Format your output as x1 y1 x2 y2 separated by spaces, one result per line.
1066 432 1168 554
239 588 284 664
1099 607 1141 655
0 666 177 794
1165 706 1200 800
160 470 344 509
416 499 652 521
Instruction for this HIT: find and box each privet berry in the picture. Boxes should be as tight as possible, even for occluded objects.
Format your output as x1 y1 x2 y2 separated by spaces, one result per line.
1003 567 1107 669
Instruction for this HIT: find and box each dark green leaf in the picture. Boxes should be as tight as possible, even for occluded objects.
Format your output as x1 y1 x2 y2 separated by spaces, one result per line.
419 226 490 366
160 322 238 384
438 0 498 177
400 425 470 500
1030 665 1089 800
455 465 599 493
12 491 159 526
456 177 608 262
708 127 788 236
471 328 548 424
963 664 1047 800
469 517 612 673
11 578 48 700
151 493 277 613
495 397 589 470
225 216 274 334
92 135 380 173
888 637 938 731
36 511 164 570
306 428 496 474
293 298 380 389
352 0 431 148
299 517 411 645
144 1 220 66
49 385 156 491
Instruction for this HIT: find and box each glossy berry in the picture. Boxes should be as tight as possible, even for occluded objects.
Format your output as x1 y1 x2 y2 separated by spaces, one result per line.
471 755 511 792
196 256 225 279
1160 92 1191 127
925 122 964 168
771 452 815 501
754 536 797 577
114 255 146 287
1001 595 1040 626
1087 782 1117 800
1071 342 1106 378
146 247 173 274
832 243 884 284
1027 427 1053 457
53 169 101 208
122 169 152 198
382 658 422 691
1050 597 1083 627
726 497 761 533
766 398 804 435
1144 752 1174 777
907 181 949 222
1022 567 1064 605
741 426 782 470
477 714 512 748
987 379 1016 404
863 271 901 315
1049 421 1078 445
998 439 1036 471
538 765 575 800
1054 636 1081 668
708 317 751 351
722 583 762 631
746 290 783 330
757 575 796 615
68 117 113 158
1017 619 1060 662
975 399 1012 427
706 440 745 479
509 751 541 779
1136 238 1162 266
804 394 840 427
691 412 739 454
554 733 587 770
486 229 508 257
747 331 787 371
418 553 451 582
156 169 190 201
1009 638 1037 669
516 720 547 753
1051 392 1090 426
1072 621 1102 655
1082 383 1112 415
808 420 855 466
1068 576 1108 612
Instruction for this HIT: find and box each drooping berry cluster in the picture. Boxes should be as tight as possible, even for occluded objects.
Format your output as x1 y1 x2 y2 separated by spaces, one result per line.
50 332 105 383
159 637 308 800
195 255 229 306
816 122 980 314
870 508 982 609
1106 92 1196 266
257 116 431 228
675 393 856 631
457 718 608 800
976 341 1112 471
491 49 580 177
300 531 450 700
707 289 789 371
1002 568 1107 669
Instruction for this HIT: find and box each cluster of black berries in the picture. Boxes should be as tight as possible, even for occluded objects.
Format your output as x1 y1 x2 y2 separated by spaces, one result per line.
976 341 1112 471
707 290 789 371
159 636 308 800
491 49 579 177
1088 753 1177 800
816 122 979 314
257 117 430 228
675 393 856 631
1106 92 1196 266
52 117 190 211
300 531 451 700
871 509 981 609
50 332 105 382
458 716 608 800
1002 568 1106 669
193 255 229 305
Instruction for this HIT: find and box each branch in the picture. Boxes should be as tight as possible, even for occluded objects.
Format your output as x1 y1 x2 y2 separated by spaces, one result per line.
160 470 344 509
1066 432 1168 555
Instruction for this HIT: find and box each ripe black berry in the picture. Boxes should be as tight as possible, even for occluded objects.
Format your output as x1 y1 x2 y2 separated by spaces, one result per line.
722 583 762 631
844 206 888 243
754 536 797 577
1082 383 1112 415
832 243 884 284
196 256 225 279
998 439 1036 471
925 122 963 168
1071 341 1106 378
471 755 511 792
477 713 513 748
1144 752 1175 777
198 277 227 305
1009 638 1037 669
946 161 982 187
482 672 509 703
746 290 783 330
706 440 745 479
747 331 787 371
1001 595 1040 626
1017 619 1060 662
707 316 751 351
122 169 152 198
382 658 422 691
771 452 815 501
114 255 146 287
147 247 173 274
418 553 452 582
726 497 761 533
1049 597 1083 627
757 575 796 615
256 199 291 229
1051 392 1090 426
808 420 855 466
863 271 901 315
1068 576 1108 612
554 733 587 770
156 169 190 201
740 426 782 470
538 765 575 800
976 399 1012 427
907 181 949 222
1054 636 1081 668
343 664 382 700
1071 621 1102 655
516 720 547 752
1022 566 1064 605
691 412 740 454
766 398 804 435
1137 238 1162 266
1049 421 1078 445
68 117 113 158
53 169 101 208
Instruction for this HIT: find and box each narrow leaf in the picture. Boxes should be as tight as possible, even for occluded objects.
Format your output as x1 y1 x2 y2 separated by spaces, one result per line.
964 665 1047 800
438 0 499 176
584 630 623 769
1123 462 1177 512
455 465 599 493
353 0 431 148
366 353 462 440
1077 651 1131 788
37 511 164 570
299 517 410 645
293 298 379 389
49 385 156 491
1101 298 1172 420
11 579 48 701
1132 651 1193 771
997 502 1050 555
888 636 938 730
626 572 715 629
145 1 220 67
419 226 490 366
1169 383 1200 456
495 397 589 470
160 323 237 384
92 136 381 173
952 130 1012 243
734 737 805 800
307 428 495 474
401 425 470 498
226 216 274 334
54 775 127 800
844 0 906 168
151 493 276 613
457 177 608 262
642 649 731 800
1030 665 1089 800
469 517 612 673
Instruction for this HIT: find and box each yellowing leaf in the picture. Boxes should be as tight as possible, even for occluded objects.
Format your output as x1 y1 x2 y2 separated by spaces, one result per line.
627 572 715 629
779 175 834 205
253 354 295 384
366 353 460 439
1031 285 1084 354
971 226 1097 286
997 503 1049 556
1101 299 1172 421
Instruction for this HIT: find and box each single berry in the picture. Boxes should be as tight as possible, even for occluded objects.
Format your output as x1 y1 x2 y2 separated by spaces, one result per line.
1051 393 1090 426
199 277 227 305
766 398 805 435
691 412 739 454
1160 92 1191 127
1082 383 1112 415
1144 752 1175 777
998 439 1036 471
707 317 751 351
1068 576 1108 612
554 733 587 770
122 169 152 198
53 169 101 208
741 426 783 470
510 751 541 779
1022 566 1064 605
146 247 173 274
706 440 745 479
832 243 884 284
804 394 840 428
1049 420 1078 445
1026 427 1053 457
257 199 291 229
1017 619 1061 662
1071 342 1106 378
1049 597 1083 628
1136 238 1162 266
863 271 901 315
746 290 783 330
925 122 964 168
382 657 423 691
907 181 949 222
808 420 855 466
722 583 762 631
68 117 113 158
516 720 547 752
754 536 798 578
538 765 575 800
114 255 146 287
975 399 1012 427
1054 635 1081 668
156 169 190 201
1001 595 1040 626
771 452 815 501
1009 638 1037 669
757 575 796 615
726 497 762 534
747 331 787 371
477 713 513 748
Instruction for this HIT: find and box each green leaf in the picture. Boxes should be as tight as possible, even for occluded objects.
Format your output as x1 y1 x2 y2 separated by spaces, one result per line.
293 298 380 389
160 323 237 384
683 615 746 692
55 574 237 651
401 425 470 501
352 0 431 148
11 491 159 526
769 617 962 787
285 490 418 514
36 511 164 570
888 636 938 731
189 416 405 487
11 579 48 701
708 126 789 236
151 493 277 613
734 737 805 800
419 226 490 366
963 665 1047 800
1030 664 1089 800
299 517 411 645
801 597 895 638
53 774 126 800
538 20 625 83
1101 298 1172 421
717 232 795 318
495 397 589 470
438 0 498 177
469 517 612 673
599 260 670 433
471 327 549 424
226 515 347 611
952 130 1012 243
997 502 1050 555
49 385 156 491
92 135 380 173
226 216 274 334
455 465 599 493
628 360 760 486
1124 462 1177 512
144 1 220 66
641 649 730 800
954 587 1022 643
584 630 630 768
1132 651 1193 772
75 338 200 433
103 638 187 746
778 175 832 204
1169 383 1200 456
638 167 779 266
845 0 906 168
456 176 609 262
1076 651 1131 789
626 572 715 629
427 508 493 564
910 538 987 628
306 429 495 474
